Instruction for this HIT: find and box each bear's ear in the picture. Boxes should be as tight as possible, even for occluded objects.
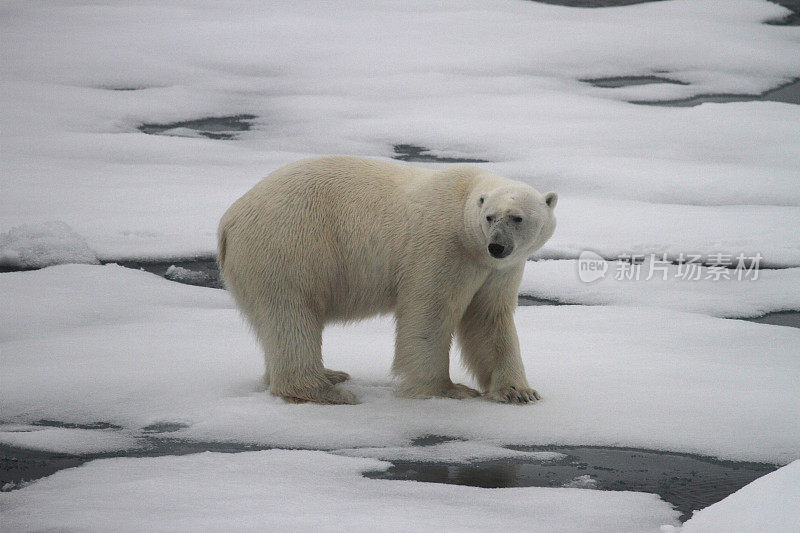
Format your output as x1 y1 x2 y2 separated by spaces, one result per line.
544 192 558 209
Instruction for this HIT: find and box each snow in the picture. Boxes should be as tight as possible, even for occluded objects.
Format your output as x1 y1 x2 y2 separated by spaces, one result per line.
0 449 680 532
563 475 598 489
676 460 800 533
1 1 799 528
520 259 800 318
0 221 99 269
164 264 212 285
0 425 139 455
2 264 798 464
1 0 799 264
334 440 567 464
534 198 800 268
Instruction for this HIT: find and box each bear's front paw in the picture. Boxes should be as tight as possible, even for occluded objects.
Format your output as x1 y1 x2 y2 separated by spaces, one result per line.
484 386 540 404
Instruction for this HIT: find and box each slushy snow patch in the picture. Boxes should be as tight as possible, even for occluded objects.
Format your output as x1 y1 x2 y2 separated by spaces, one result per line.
676 460 800 533
164 264 211 285
0 425 139 455
0 449 680 532
0 221 98 268
1 264 798 464
563 475 598 489
334 440 566 464
521 259 800 318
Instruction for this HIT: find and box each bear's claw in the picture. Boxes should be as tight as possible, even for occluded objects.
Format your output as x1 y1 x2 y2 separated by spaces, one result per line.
484 386 540 404
279 383 358 405
323 369 351 384
444 383 482 399
395 380 481 400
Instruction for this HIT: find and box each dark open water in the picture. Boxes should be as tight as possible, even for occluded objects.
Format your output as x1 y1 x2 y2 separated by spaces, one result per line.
0 435 777 523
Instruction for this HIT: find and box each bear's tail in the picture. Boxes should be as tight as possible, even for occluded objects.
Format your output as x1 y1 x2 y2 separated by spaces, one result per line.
217 220 228 270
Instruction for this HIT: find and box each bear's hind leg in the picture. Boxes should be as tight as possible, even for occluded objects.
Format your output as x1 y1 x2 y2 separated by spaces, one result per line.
248 305 348 388
270 364 349 386
257 305 356 405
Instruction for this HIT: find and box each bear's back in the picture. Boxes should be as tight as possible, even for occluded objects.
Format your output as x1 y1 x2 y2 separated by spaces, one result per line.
220 157 440 320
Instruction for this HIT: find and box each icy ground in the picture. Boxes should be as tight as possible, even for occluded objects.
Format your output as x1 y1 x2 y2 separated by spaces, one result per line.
520 259 800 317
1 265 798 464
2 0 800 530
0 450 679 532
677 460 800 533
1 0 800 264
1 264 799 530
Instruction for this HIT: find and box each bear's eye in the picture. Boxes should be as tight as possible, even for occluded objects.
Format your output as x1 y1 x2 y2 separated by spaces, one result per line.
478 196 484 205
486 215 494 223
511 216 523 224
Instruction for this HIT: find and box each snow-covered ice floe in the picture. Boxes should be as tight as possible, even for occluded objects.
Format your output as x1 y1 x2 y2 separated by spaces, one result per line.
533 198 800 268
521 259 800 318
1 0 799 528
2 264 798 464
666 460 800 533
334 440 567 464
0 221 99 269
0 450 680 532
0 425 139 455
164 264 213 285
1 0 799 264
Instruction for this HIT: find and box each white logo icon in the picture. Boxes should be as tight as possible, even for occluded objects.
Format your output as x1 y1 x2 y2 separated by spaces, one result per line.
578 251 608 283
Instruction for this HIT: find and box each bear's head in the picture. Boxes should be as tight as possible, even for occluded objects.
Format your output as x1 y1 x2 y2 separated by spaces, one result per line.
466 183 557 265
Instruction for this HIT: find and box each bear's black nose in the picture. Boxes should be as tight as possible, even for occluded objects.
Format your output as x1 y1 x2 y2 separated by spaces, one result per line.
488 243 510 258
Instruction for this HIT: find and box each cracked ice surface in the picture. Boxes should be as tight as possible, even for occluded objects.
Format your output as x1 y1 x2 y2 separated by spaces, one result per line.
2 265 797 464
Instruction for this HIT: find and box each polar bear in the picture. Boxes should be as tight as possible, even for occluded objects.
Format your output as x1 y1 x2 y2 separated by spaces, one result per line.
218 156 557 404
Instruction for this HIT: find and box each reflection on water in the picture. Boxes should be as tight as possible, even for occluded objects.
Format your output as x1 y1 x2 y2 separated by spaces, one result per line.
137 114 257 140
392 144 489 163
531 0 799 27
632 78 800 107
0 433 777 523
365 442 777 522
113 257 223 288
582 75 689 88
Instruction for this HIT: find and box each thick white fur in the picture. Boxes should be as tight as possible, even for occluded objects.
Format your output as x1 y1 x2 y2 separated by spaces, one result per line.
218 156 557 404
